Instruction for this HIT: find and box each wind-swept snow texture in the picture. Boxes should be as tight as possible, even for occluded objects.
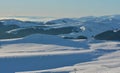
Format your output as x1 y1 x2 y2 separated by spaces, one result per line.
0 15 120 73
0 34 119 73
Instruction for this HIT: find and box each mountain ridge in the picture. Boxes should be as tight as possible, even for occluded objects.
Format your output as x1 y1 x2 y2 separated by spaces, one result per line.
0 15 120 40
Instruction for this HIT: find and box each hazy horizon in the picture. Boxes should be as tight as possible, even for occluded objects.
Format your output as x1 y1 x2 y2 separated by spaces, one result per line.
0 0 120 17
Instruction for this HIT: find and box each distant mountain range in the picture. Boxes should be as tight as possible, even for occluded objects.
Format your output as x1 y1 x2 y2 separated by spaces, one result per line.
0 15 120 40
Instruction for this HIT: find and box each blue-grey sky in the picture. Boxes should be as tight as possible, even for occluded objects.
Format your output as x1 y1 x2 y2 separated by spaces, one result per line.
0 0 120 17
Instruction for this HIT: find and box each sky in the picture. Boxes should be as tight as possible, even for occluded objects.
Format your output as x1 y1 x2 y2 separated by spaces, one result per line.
0 0 120 17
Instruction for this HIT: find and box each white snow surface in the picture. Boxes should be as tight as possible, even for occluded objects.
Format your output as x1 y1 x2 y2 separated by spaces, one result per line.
0 15 120 73
1 15 120 38
0 34 120 73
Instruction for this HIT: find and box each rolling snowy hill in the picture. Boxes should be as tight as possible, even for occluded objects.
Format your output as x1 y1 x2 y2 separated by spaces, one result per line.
0 34 120 73
0 15 120 40
0 15 120 73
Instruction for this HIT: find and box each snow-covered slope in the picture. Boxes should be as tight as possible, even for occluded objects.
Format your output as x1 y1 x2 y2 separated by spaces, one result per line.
0 34 90 73
0 15 120 73
0 15 120 40
12 35 120 73
0 19 44 27
0 34 119 73
26 49 120 73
